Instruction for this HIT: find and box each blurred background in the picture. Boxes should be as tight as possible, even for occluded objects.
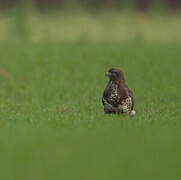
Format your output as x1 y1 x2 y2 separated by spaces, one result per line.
0 0 181 43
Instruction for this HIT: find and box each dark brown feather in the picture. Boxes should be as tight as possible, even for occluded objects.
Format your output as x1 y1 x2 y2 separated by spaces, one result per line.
102 68 134 114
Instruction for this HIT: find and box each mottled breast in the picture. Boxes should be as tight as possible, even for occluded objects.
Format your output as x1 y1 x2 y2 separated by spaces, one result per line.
105 82 120 106
118 96 133 114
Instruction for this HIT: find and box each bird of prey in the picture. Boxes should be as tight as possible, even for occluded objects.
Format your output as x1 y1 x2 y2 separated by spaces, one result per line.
102 68 136 116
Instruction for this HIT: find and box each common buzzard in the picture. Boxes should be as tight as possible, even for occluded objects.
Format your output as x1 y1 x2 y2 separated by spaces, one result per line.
102 68 136 116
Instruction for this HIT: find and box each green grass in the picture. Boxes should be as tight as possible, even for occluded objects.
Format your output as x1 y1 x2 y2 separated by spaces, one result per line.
0 42 181 179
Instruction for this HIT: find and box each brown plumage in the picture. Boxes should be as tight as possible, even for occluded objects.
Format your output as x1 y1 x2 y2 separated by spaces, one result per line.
102 68 136 116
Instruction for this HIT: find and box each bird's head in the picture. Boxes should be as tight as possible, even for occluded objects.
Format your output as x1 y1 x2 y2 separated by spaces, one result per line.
105 68 125 83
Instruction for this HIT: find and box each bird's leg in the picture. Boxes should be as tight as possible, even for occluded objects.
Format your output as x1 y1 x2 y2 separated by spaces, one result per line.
104 109 116 114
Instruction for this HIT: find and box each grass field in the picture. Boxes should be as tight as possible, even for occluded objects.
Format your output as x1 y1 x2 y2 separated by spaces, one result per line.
0 42 181 179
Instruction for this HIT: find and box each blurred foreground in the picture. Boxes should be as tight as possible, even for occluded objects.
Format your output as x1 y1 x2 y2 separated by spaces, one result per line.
1 127 181 180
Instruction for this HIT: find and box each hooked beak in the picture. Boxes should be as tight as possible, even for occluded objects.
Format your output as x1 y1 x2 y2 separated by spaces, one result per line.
105 71 111 77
